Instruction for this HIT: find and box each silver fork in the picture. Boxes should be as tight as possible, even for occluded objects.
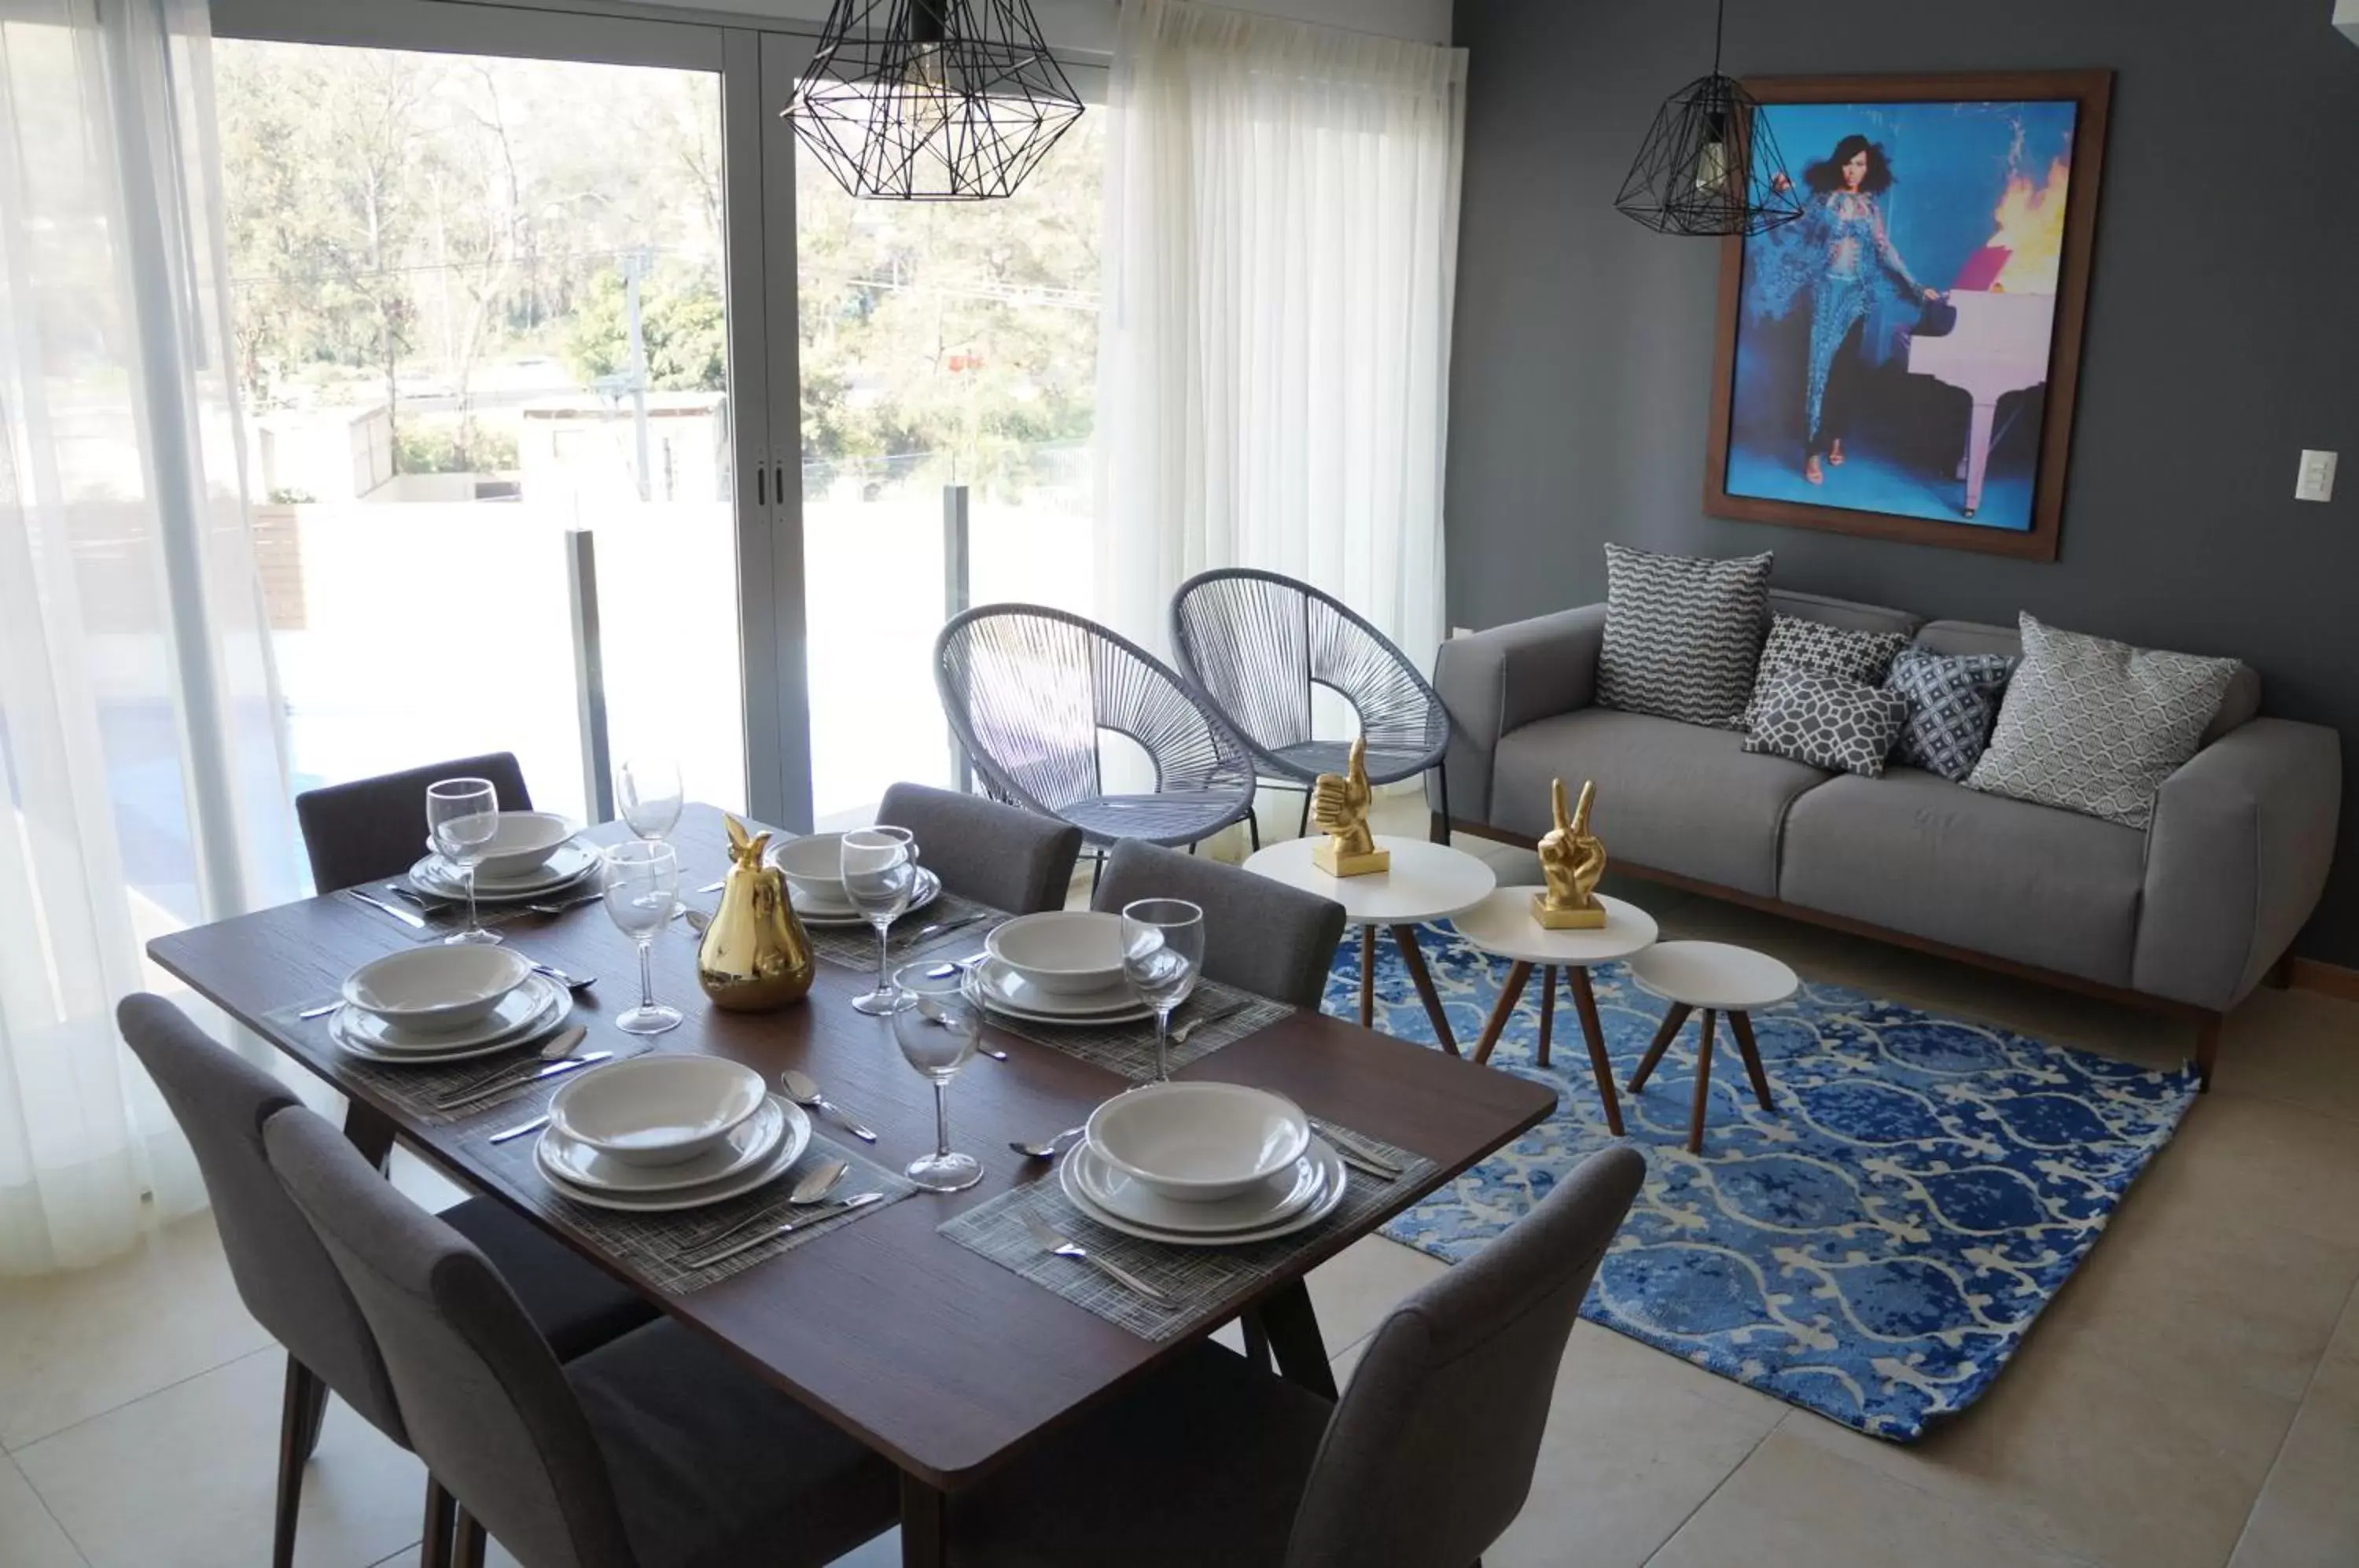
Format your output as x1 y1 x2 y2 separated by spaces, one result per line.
1169 998 1248 1047
1022 1212 1168 1301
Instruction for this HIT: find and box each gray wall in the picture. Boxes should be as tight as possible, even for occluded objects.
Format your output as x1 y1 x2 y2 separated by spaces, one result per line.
1445 0 2359 963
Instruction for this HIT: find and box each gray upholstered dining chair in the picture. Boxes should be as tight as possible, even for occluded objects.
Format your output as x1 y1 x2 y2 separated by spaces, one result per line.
1171 569 1452 840
295 752 534 893
878 780 1085 914
935 604 1261 863
116 994 653 1568
1090 839 1347 1009
261 1103 900 1568
943 1143 1647 1566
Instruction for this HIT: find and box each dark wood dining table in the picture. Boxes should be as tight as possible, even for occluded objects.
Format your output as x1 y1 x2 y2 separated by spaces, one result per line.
146 804 1557 1566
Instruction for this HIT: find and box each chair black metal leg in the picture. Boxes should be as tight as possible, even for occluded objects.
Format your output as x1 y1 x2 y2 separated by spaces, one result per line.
1089 849 1104 894
1297 786 1312 839
1430 764 1451 845
1247 808 1261 851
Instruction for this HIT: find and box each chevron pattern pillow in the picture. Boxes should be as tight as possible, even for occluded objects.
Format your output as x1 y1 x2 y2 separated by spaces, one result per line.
1742 614 1911 731
1743 669 1911 778
1595 545 1772 729
1965 614 2239 828
1885 647 2015 781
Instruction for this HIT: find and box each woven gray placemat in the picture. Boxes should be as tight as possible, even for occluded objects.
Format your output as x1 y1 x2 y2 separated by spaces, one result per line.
800 891 999 972
337 885 566 944
937 1121 1433 1341
985 977 1293 1083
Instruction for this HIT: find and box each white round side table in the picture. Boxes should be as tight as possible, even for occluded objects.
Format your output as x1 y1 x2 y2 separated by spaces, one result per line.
1625 940 1798 1154
1242 834 1496 1055
1452 889 1658 1135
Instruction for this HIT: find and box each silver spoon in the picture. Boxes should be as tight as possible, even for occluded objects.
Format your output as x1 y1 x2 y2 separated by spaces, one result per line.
779 1069 878 1143
680 1159 850 1254
1010 1124 1085 1160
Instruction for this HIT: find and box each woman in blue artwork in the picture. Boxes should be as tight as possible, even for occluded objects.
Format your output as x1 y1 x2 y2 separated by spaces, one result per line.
1750 134 1940 487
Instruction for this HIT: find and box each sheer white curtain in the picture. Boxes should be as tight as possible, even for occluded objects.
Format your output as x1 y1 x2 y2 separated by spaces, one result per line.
0 0 300 1273
1094 0 1465 664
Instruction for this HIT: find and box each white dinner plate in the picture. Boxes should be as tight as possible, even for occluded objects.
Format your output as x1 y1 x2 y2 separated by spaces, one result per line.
329 981 572 1065
1067 1139 1324 1235
791 867 940 928
535 1110 810 1213
1058 1138 1348 1247
335 974 563 1054
538 1095 807 1194
408 841 600 901
971 958 1146 1021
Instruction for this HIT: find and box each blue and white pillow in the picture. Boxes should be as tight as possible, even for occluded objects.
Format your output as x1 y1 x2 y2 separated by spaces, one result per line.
1885 648 2014 781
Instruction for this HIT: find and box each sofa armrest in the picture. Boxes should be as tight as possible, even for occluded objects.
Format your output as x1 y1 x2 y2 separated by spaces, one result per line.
1426 604 1607 824
2133 718 2342 1011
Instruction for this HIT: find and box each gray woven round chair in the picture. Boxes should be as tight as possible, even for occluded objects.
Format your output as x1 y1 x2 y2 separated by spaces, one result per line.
935 604 1261 859
1171 568 1452 838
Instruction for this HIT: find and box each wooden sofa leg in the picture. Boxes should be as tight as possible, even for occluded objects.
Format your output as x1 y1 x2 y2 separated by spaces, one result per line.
2195 1014 2221 1091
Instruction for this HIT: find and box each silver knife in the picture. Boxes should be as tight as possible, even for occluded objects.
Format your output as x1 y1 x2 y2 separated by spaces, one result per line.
1323 1129 1404 1177
487 1113 550 1145
344 888 425 929
683 1192 885 1268
1334 1148 1400 1181
437 1051 611 1111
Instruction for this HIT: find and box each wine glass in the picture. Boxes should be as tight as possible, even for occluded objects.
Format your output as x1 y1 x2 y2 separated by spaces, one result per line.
841 829 917 1015
889 963 984 1192
601 841 683 1036
1121 899 1205 1083
617 755 684 843
425 778 502 945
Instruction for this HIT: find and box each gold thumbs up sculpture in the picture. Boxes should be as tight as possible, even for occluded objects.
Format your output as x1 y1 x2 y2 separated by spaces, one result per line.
1309 734 1390 878
1533 778 1608 929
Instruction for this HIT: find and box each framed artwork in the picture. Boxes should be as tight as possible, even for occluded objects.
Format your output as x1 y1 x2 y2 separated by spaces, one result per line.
1704 71 2112 561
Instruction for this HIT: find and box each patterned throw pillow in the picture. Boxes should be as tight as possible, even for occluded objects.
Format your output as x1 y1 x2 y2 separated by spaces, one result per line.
1965 613 2239 828
1885 647 2015 782
1595 544 1772 729
1743 670 1911 778
1742 614 1910 731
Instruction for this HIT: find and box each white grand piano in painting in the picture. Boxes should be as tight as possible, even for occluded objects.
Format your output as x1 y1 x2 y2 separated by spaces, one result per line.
1905 160 2068 521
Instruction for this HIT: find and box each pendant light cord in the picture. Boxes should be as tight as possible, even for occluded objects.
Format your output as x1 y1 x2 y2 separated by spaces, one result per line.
1711 0 1726 77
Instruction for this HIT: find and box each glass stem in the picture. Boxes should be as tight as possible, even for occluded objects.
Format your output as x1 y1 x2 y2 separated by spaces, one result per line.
637 938 656 1010
1154 1007 1172 1082
933 1080 951 1159
875 921 891 996
465 864 480 935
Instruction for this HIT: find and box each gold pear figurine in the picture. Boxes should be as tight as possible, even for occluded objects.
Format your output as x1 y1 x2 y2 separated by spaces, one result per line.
1533 778 1608 929
697 815 815 1011
1309 734 1390 878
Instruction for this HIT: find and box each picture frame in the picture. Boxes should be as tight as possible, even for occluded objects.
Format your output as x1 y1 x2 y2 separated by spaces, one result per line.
1702 70 2113 561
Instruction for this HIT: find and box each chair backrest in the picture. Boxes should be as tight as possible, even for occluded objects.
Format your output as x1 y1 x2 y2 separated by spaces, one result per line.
936 604 1249 813
1089 839 1346 1008
877 782 1084 915
295 753 533 893
113 994 407 1443
1171 569 1448 768
1285 1144 1646 1568
263 1106 640 1568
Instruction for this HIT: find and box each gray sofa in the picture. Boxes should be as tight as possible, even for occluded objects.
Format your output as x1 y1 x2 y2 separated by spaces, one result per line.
1428 588 2343 1084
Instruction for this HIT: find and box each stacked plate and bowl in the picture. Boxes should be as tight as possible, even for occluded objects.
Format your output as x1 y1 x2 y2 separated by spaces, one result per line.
766 832 942 927
407 811 597 906
970 911 1150 1026
329 945 576 1064
1061 1082 1349 1246
535 1056 812 1214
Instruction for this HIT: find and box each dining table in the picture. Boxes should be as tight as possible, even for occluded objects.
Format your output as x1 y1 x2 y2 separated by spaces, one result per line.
146 804 1559 1566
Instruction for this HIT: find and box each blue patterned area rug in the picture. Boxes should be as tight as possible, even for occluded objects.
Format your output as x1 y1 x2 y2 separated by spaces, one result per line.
1327 922 2199 1441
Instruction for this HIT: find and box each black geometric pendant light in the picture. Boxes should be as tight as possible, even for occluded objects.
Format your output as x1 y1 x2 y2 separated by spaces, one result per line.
1614 0 1802 237
785 0 1085 201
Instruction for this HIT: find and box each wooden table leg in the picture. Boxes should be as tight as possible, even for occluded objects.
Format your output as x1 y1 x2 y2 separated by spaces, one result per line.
1254 1279 1339 1400
1729 1010 1775 1112
1240 1311 1274 1371
1567 966 1625 1136
1358 926 1377 1029
1390 925 1459 1057
1474 961 1532 1066
1687 1009 1717 1155
900 1472 948 1568
1628 1003 1693 1093
341 1099 399 1171
1536 966 1557 1069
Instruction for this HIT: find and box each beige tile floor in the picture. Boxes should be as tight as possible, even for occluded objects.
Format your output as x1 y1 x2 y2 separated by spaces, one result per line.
6 796 2358 1567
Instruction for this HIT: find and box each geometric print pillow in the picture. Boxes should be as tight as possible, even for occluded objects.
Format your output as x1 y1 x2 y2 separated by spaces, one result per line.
1742 669 1912 778
1964 613 2239 828
1595 544 1773 730
1743 614 1912 731
1884 647 2015 782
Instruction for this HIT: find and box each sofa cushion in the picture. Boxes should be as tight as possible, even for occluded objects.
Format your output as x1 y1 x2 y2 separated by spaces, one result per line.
1595 544 1771 729
1967 613 2239 829
1885 647 2015 782
1743 614 1911 730
1744 671 1910 778
1916 617 2260 745
1768 588 1922 639
1780 767 2147 987
1492 708 1827 897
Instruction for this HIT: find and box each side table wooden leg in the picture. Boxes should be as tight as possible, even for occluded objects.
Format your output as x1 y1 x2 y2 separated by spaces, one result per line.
1729 1010 1775 1112
1474 962 1533 1066
1568 966 1625 1136
1628 1003 1692 1093
1536 966 1556 1069
1687 1008 1717 1155
1358 926 1377 1029
1391 925 1460 1057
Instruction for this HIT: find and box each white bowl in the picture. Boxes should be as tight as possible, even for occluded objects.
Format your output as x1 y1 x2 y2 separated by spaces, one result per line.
768 832 848 908
986 911 1126 997
340 946 534 1034
548 1056 769 1169
1085 1081 1312 1203
474 812 576 879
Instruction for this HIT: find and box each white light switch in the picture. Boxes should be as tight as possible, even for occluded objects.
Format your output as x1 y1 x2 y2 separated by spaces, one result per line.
2297 449 2338 502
